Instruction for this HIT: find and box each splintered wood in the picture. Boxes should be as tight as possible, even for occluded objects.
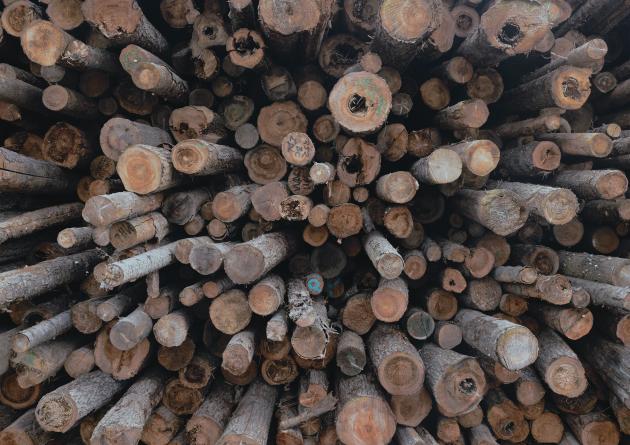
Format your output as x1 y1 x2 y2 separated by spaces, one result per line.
0 1 630 445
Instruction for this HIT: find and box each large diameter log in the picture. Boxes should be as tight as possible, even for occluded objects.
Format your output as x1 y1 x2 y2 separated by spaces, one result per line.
117 144 183 194
216 379 277 445
223 232 297 284
35 370 126 433
548 170 628 200
418 343 485 417
539 132 613 158
0 249 106 308
558 250 630 287
172 139 243 176
485 181 578 226
456 0 552 66
498 66 591 113
371 0 440 68
367 323 424 396
535 328 587 398
90 370 165 445
564 411 620 445
100 118 173 161
455 309 538 370
0 147 76 195
328 72 392 135
450 189 528 236
21 20 119 73
96 241 178 288
335 373 396 445
81 0 168 57
580 336 630 409
82 191 164 227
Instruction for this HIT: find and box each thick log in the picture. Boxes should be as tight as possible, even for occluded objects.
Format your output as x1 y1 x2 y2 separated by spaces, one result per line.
418 343 485 417
548 170 628 200
64 346 95 379
90 370 165 445
209 289 251 335
100 118 173 162
363 231 404 279
0 249 105 308
35 370 126 433
455 309 538 370
117 145 183 195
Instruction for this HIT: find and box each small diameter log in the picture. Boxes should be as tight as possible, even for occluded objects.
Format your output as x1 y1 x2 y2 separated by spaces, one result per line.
418 343 486 417
371 277 409 322
35 370 126 433
216 378 277 445
99 118 172 162
96 285 144 322
109 306 153 351
0 371 41 410
157 337 195 372
83 191 164 227
203 276 235 300
0 409 52 445
529 302 593 340
455 309 538 370
433 321 462 350
419 78 450 111
0 249 105 308
559 251 630 288
132 62 188 105
0 76 47 115
175 236 211 264
250 182 289 222
222 330 256 376
171 139 243 176
57 227 93 249
299 370 329 408
42 85 98 120
162 378 206 416
267 310 288 342
117 145 183 195
435 99 489 130
511 243 559 275
498 66 591 113
458 406 483 429
21 20 120 74
581 199 630 224
248 274 285 316
12 309 72 353
336 330 366 376
209 289 252 335
485 181 578 226
451 189 528 236
424 288 458 320
96 241 178 288
467 68 504 104
403 250 427 280
564 411 620 445
593 306 630 346
375 172 418 204
535 328 587 398
335 373 396 445
223 232 297 284
189 241 234 276
0 146 77 195
363 231 404 279
494 266 538 285
502 273 572 305
153 309 191 347
185 381 236 445
483 389 529 443
403 307 434 341
368 323 424 396
328 72 392 135
81 0 168 57
90 370 165 445
341 293 376 335
411 148 462 185
64 346 95 379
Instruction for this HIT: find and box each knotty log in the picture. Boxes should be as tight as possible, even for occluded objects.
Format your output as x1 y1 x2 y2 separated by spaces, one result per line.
455 309 538 370
35 370 126 432
418 343 485 417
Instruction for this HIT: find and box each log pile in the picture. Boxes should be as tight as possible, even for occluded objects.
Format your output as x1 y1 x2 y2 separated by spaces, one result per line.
0 1 630 445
